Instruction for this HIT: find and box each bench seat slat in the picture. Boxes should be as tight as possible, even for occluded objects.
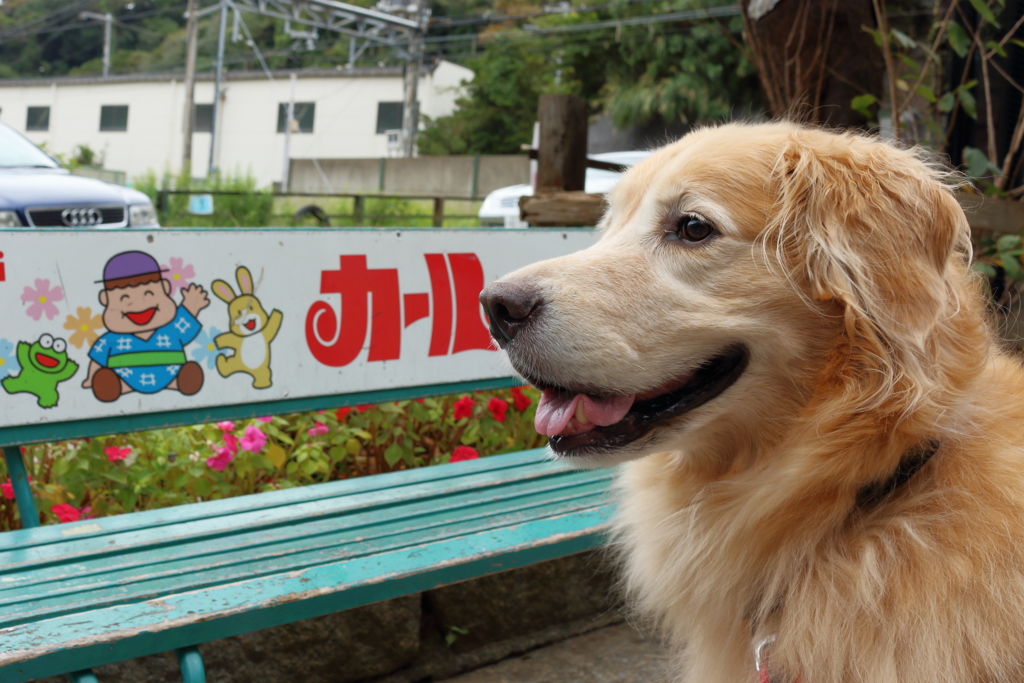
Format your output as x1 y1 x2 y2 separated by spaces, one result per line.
0 479 610 623
0 469 609 593
0 449 552 553
0 503 612 683
0 451 576 568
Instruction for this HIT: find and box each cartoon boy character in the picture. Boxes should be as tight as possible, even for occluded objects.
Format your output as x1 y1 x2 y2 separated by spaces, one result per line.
82 251 210 403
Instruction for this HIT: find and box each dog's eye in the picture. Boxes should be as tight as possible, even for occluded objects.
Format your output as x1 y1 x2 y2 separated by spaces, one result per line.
669 215 716 244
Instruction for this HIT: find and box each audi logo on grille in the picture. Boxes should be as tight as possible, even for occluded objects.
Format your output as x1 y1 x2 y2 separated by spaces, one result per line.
61 208 103 227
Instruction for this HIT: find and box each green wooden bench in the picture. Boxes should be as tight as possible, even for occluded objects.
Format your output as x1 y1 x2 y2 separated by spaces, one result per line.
0 446 612 683
0 227 608 683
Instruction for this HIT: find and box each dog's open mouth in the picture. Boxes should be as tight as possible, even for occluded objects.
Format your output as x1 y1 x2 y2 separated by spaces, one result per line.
531 346 749 456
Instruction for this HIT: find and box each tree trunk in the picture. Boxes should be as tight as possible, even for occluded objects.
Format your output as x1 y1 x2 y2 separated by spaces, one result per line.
740 0 883 129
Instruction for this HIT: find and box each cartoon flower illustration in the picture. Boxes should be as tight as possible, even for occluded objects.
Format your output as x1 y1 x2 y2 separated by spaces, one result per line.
450 446 480 463
21 278 63 321
161 257 195 295
453 396 475 421
0 339 21 380
192 327 228 369
63 307 104 349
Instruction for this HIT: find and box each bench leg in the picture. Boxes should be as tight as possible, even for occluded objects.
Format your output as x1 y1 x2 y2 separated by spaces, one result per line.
177 645 206 683
3 445 40 529
67 671 99 683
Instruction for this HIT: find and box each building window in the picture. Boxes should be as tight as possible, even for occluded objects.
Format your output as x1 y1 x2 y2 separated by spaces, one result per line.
26 106 50 132
100 105 129 132
194 104 213 133
376 102 404 134
276 102 315 133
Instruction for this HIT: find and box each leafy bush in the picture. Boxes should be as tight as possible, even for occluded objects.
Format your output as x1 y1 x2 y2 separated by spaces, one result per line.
0 386 543 531
135 167 273 227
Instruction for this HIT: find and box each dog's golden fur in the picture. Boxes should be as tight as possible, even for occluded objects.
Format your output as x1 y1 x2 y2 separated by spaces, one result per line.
493 122 1024 682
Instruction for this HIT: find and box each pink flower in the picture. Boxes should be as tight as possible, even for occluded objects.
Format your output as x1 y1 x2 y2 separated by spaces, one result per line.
450 446 479 463
223 432 239 455
510 386 532 412
1 479 13 500
104 446 131 462
161 257 195 295
216 421 236 432
21 278 63 321
307 422 329 437
241 425 267 453
488 397 508 423
206 446 235 471
453 396 474 421
51 503 81 523
257 416 273 422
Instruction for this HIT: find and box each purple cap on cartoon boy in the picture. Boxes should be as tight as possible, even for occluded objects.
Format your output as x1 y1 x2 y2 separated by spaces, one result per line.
97 251 168 286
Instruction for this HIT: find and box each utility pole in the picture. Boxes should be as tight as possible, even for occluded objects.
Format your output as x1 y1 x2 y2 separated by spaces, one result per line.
208 0 228 177
282 72 296 192
400 2 428 158
79 12 113 78
181 0 199 173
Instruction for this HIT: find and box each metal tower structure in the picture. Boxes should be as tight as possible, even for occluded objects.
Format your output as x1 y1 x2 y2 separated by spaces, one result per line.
228 0 429 157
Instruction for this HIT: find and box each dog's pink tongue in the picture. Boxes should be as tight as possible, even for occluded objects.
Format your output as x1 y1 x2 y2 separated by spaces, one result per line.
534 389 635 437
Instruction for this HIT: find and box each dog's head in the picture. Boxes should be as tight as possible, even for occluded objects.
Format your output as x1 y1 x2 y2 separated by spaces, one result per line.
481 122 983 468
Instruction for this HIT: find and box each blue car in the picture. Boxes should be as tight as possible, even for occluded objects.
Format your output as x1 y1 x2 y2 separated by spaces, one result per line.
0 122 159 229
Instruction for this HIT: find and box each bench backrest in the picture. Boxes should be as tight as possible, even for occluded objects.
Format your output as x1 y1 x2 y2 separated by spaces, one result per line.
0 227 595 446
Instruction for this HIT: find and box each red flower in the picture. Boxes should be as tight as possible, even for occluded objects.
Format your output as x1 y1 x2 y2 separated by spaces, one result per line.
357 404 374 412
104 446 131 462
1 480 13 500
488 397 508 422
335 407 351 421
51 503 81 523
510 386 532 412
453 396 475 421
450 446 479 463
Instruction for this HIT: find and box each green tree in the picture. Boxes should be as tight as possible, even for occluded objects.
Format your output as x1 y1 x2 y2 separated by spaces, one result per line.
419 37 566 155
420 0 761 154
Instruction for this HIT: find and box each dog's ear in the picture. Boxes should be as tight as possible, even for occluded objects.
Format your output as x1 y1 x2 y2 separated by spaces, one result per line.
765 132 973 407
769 134 969 339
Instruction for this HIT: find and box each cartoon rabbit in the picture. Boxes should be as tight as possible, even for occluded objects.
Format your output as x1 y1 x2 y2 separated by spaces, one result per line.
210 266 283 389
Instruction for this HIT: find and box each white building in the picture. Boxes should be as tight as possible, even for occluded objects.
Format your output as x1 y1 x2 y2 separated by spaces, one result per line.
0 60 473 188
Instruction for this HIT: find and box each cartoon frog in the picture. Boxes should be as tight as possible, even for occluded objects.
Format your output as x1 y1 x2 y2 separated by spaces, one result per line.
1 333 79 408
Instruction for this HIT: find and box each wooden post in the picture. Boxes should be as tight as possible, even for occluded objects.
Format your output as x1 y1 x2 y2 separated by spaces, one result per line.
353 196 365 226
432 197 445 227
536 94 588 193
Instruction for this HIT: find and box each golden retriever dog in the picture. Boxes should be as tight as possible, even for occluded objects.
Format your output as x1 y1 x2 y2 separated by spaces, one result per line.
479 121 1024 683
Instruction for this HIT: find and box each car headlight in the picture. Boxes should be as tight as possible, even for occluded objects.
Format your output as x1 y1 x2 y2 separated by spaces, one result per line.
0 211 23 228
128 203 159 228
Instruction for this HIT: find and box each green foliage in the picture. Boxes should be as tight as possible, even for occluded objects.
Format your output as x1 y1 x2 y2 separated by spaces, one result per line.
419 38 559 155
135 167 273 228
975 233 1024 284
600 8 759 127
0 387 544 531
420 0 760 154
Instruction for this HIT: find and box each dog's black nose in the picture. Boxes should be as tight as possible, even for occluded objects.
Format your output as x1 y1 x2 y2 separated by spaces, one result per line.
479 280 542 346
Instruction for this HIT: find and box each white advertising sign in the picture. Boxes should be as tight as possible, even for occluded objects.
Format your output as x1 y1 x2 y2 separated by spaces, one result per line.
0 228 596 430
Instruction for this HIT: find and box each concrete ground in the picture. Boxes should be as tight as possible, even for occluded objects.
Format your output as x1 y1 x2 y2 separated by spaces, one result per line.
444 623 672 683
